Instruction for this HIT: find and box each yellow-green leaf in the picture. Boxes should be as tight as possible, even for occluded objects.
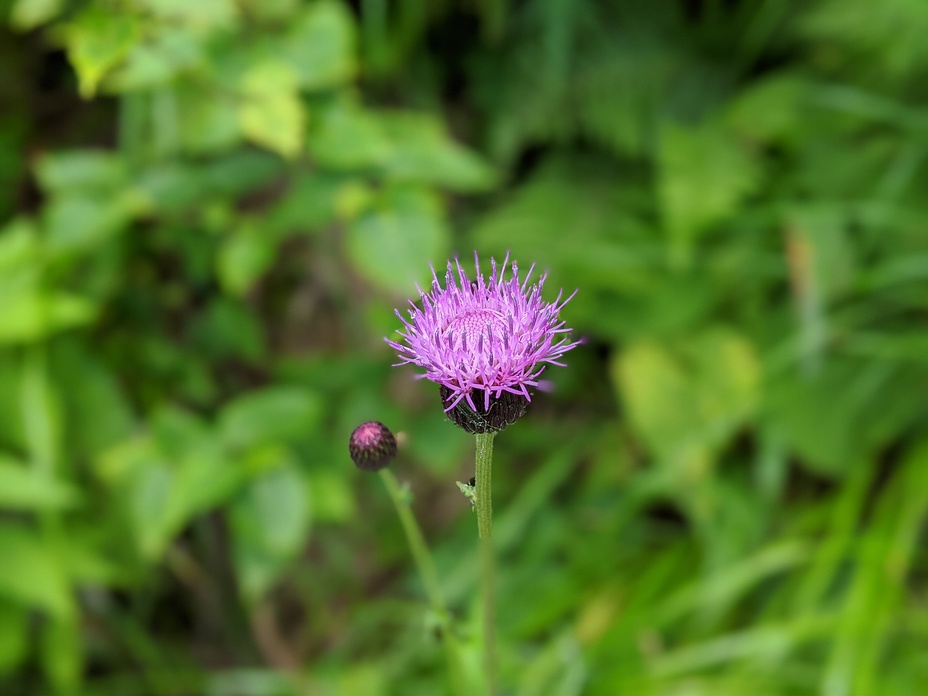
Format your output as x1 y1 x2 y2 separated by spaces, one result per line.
64 9 139 98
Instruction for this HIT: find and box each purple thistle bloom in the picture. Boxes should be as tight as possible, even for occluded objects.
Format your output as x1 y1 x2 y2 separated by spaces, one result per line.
387 253 579 432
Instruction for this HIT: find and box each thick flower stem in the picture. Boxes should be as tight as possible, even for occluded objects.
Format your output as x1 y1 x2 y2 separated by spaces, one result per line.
474 432 497 695
378 469 467 696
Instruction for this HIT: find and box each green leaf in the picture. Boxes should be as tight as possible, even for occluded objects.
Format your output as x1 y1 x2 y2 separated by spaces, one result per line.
174 83 241 154
10 0 64 31
129 461 174 559
269 171 344 235
726 74 808 144
231 462 311 603
0 601 28 673
136 0 238 31
0 455 79 510
346 185 450 294
658 119 761 264
281 0 357 90
0 291 97 344
0 217 38 272
101 428 251 559
42 192 137 256
165 441 248 528
40 617 81 693
0 525 73 618
764 360 922 477
34 150 126 194
379 112 498 191
218 386 324 451
189 298 266 362
237 0 298 22
109 28 203 92
21 349 60 476
613 327 760 478
217 220 277 296
307 98 391 170
237 62 306 158
51 340 136 458
64 9 139 98
307 468 355 523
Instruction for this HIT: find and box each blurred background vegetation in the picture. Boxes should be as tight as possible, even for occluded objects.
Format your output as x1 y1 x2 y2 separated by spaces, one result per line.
1 0 928 694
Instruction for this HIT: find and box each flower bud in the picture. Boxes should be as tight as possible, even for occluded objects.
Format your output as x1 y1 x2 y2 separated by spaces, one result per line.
349 421 397 472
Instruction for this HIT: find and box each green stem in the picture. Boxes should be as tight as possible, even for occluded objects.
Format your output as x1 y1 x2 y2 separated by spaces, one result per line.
378 469 467 696
474 432 497 695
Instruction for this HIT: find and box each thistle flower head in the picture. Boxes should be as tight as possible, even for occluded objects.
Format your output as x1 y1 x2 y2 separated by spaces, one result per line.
387 253 579 432
349 421 397 471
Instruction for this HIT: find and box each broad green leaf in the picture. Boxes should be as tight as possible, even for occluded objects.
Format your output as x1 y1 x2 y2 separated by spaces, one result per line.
96 436 176 560
51 528 120 586
174 83 241 154
307 98 391 170
0 455 78 510
164 441 249 529
51 340 136 458
136 0 238 31
0 217 38 272
217 221 277 296
42 192 137 255
100 430 250 559
379 112 498 191
0 291 97 344
281 1 357 90
239 60 300 99
231 462 310 603
237 62 306 158
764 360 922 477
613 327 760 478
333 180 376 220
0 525 73 618
10 0 63 30
218 386 324 451
0 355 25 453
40 617 81 693
346 185 450 294
726 74 808 144
238 0 298 22
307 468 355 523
269 171 344 235
658 119 761 265
188 298 266 362
0 601 28 672
64 9 139 98
35 150 126 194
802 0 928 78
129 461 174 559
197 150 284 198
109 28 203 91
239 96 305 157
151 406 211 459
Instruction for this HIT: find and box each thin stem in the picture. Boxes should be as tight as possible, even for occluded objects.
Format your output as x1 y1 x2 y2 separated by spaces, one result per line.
474 432 497 695
378 469 467 696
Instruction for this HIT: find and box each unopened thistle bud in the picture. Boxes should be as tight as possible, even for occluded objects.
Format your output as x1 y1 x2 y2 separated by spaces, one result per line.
349 421 397 472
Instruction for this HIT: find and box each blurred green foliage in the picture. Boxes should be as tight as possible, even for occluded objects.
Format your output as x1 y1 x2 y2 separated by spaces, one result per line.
1 0 928 694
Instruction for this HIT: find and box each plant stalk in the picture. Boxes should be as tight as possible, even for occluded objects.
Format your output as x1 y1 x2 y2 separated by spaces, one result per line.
378 469 467 696
474 432 497 695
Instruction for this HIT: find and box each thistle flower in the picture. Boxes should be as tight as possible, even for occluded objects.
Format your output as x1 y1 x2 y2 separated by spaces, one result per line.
387 253 579 433
349 421 397 471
